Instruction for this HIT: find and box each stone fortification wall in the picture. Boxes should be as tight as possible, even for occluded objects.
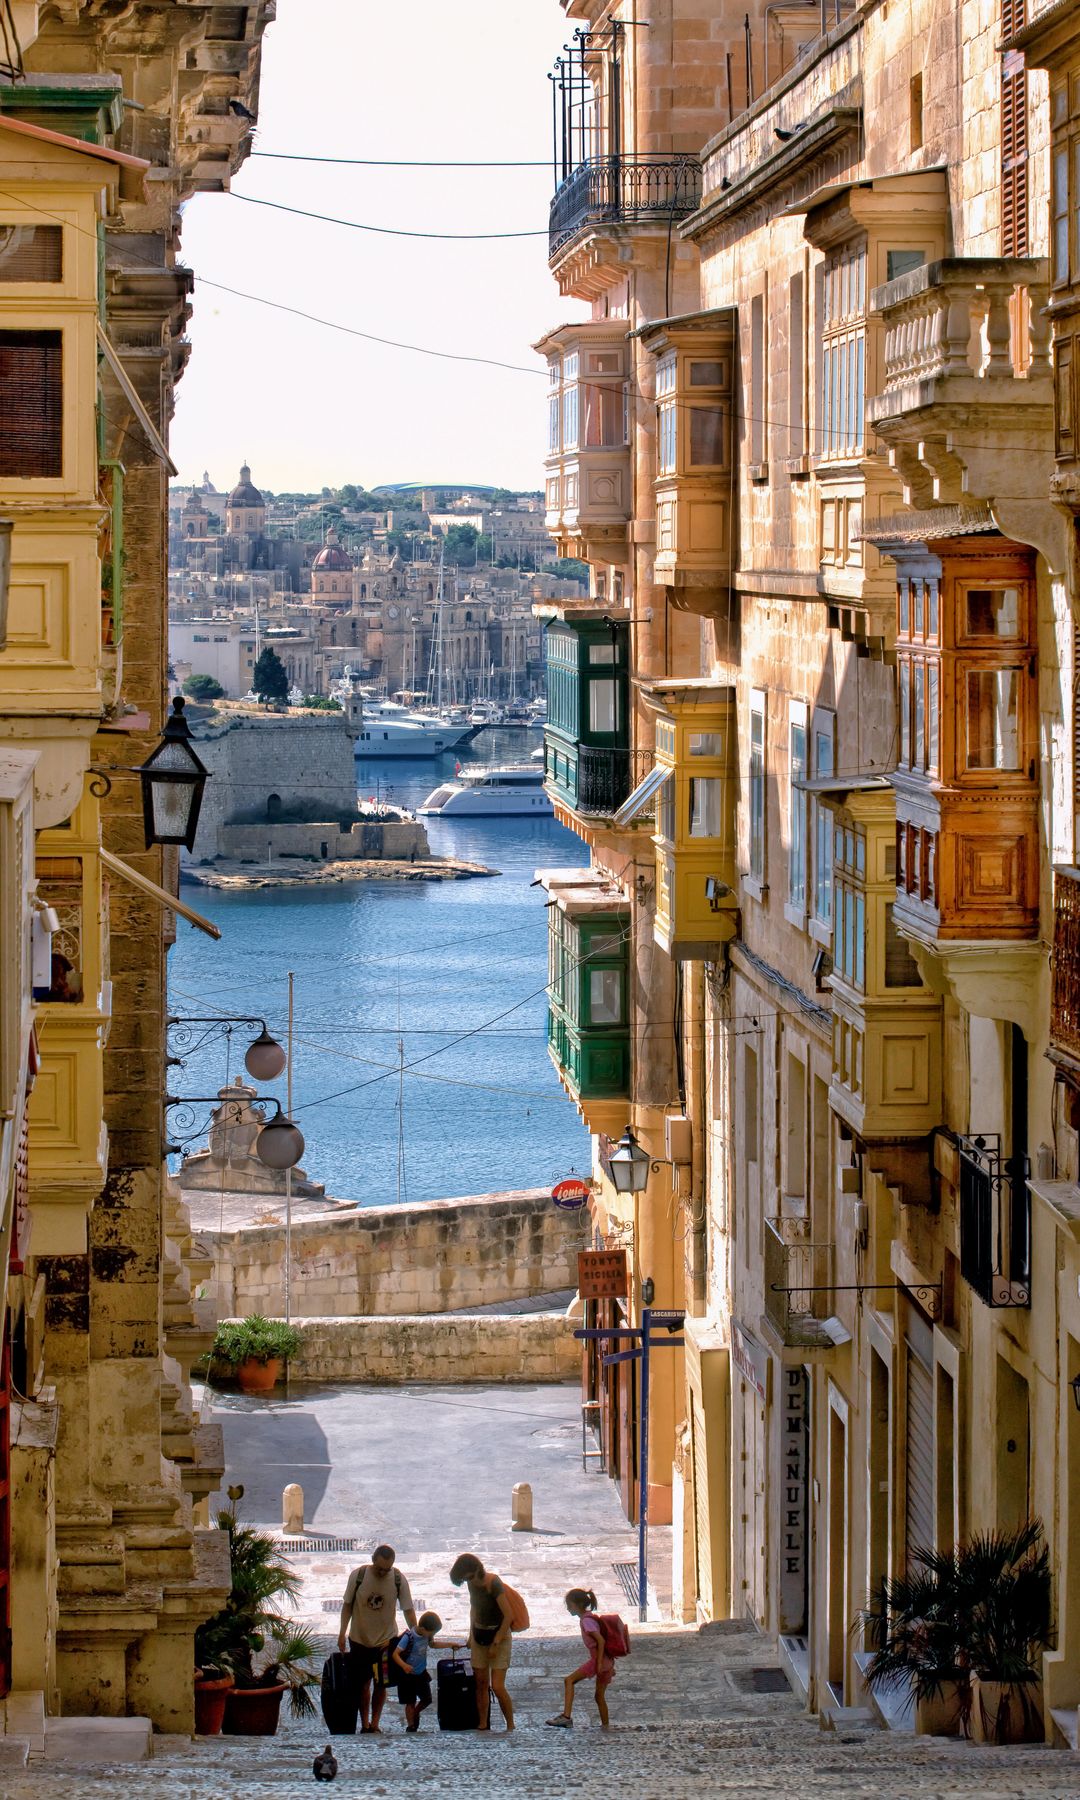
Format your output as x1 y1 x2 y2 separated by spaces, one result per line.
216 818 426 863
188 710 361 861
202 1187 590 1319
288 1311 577 1384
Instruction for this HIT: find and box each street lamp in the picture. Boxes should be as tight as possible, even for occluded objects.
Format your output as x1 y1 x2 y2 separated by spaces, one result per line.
255 1111 305 1170
244 1026 288 1082
136 696 210 851
167 1016 287 1082
1071 1372 1080 1413
608 1126 652 1196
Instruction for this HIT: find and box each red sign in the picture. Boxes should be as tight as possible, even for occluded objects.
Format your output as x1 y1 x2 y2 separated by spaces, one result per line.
551 1177 591 1210
578 1248 629 1300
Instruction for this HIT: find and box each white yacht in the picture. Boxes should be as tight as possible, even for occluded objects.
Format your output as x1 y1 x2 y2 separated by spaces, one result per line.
418 764 554 817
352 694 476 759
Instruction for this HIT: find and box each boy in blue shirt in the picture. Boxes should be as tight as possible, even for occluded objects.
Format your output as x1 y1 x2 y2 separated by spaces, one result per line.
390 1610 463 1732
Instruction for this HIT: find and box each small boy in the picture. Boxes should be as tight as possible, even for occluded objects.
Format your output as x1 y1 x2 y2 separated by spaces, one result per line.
391 1610 463 1732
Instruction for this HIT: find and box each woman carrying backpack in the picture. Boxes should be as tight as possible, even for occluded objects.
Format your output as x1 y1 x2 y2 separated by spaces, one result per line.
448 1553 527 1733
546 1587 629 1730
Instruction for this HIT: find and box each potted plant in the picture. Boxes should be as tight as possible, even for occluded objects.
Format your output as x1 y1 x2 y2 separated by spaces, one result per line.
961 1521 1051 1745
194 1501 319 1737
192 1666 234 1736
210 1315 302 1393
861 1551 971 1736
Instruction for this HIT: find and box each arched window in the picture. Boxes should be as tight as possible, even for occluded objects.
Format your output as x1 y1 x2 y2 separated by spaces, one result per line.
267 793 282 821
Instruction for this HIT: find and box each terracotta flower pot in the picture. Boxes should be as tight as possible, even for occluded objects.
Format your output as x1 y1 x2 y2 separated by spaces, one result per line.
222 1682 286 1736
235 1356 282 1394
915 1679 966 1737
970 1676 1042 1744
193 1673 234 1736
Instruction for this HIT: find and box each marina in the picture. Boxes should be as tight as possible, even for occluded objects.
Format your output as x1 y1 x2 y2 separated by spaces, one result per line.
169 731 589 1206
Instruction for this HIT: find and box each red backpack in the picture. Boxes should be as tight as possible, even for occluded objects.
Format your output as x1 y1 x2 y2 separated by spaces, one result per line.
592 1612 631 1658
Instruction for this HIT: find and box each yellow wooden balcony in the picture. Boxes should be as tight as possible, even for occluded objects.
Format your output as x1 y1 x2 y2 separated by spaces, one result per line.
639 310 735 617
635 680 737 960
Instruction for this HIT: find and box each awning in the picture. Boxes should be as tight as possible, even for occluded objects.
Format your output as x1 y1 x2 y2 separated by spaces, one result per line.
96 324 178 476
793 774 891 795
100 848 221 940
613 761 671 828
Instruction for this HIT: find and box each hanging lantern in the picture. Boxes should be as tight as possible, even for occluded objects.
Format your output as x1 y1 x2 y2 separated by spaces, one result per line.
137 696 210 851
244 1027 288 1082
256 1113 305 1170
607 1126 651 1196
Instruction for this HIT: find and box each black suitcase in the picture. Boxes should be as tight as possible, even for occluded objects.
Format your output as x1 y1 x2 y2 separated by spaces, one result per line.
320 1651 359 1735
436 1650 486 1731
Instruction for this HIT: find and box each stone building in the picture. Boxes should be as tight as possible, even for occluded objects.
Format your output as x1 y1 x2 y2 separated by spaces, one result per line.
537 0 1080 1744
0 0 271 1732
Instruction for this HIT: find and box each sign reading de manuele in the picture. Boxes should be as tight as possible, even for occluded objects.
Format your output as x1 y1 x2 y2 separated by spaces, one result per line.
578 1248 629 1300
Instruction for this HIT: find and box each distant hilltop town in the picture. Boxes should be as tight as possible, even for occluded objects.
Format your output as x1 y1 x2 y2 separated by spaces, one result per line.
168 470 585 702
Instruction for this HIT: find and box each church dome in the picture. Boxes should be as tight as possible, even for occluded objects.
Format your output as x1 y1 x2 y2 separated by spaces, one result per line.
312 527 352 572
229 463 264 508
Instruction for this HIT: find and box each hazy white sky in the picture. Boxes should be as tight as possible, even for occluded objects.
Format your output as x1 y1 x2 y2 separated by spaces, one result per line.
170 1 585 496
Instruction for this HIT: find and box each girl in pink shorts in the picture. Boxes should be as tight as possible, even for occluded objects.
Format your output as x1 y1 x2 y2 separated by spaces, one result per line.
546 1587 614 1729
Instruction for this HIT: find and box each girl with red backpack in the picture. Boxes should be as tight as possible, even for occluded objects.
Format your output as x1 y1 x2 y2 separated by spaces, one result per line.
546 1587 630 1730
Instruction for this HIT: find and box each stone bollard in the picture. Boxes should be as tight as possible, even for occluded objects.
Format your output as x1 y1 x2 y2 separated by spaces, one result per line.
282 1482 304 1535
511 1482 533 1532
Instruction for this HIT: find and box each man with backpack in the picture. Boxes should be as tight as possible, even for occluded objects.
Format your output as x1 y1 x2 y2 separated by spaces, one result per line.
337 1544 418 1733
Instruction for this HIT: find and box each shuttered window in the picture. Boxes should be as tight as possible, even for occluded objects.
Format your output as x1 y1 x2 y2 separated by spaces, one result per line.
0 329 62 477
1001 0 1028 258
905 1343 935 1563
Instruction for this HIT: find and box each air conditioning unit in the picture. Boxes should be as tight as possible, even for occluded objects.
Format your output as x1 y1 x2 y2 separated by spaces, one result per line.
665 1113 692 1164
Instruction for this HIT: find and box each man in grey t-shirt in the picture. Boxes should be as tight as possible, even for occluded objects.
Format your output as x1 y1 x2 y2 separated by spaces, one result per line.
337 1544 417 1733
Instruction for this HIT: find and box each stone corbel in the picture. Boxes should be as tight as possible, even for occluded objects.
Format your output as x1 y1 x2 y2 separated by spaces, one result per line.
905 937 1049 1041
888 442 936 510
916 436 966 507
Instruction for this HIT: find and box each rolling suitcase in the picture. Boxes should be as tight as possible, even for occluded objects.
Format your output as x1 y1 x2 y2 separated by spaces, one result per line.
436 1650 486 1731
320 1651 359 1735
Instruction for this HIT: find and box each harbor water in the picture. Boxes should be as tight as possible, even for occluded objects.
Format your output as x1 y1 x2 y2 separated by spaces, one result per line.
168 729 592 1205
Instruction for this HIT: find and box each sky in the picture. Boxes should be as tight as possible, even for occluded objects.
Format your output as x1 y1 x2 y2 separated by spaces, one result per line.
170 1 586 496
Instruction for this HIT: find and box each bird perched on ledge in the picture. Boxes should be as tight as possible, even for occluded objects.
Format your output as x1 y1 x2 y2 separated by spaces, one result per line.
313 1744 338 1782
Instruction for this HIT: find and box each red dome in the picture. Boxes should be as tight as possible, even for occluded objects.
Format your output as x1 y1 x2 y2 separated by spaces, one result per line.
312 528 352 572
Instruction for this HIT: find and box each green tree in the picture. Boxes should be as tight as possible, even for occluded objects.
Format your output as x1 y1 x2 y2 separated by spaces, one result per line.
442 523 483 565
182 672 225 702
252 646 289 704
545 557 589 586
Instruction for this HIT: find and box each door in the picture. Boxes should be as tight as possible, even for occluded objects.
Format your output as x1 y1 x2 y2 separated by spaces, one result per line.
0 1326 12 1698
904 1336 935 1564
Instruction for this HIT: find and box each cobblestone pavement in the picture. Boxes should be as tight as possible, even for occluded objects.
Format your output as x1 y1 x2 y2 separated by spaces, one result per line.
6 1622 1080 1799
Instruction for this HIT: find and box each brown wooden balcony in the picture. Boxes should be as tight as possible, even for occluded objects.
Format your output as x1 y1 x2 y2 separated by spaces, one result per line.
1051 867 1080 1076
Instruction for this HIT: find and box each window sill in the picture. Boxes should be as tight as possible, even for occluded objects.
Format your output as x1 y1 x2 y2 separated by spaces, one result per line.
748 462 769 485
783 902 808 932
741 875 768 903
783 454 811 480
808 916 832 949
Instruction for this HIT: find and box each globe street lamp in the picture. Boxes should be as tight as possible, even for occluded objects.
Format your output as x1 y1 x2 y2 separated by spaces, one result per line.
167 1016 287 1082
136 696 210 851
254 1111 305 1170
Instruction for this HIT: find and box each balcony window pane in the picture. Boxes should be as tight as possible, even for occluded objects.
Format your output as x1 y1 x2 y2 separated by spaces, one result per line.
965 586 1020 637
584 381 624 447
588 641 615 664
689 406 726 466
0 224 62 282
914 660 925 767
899 581 910 637
656 356 676 397
690 359 724 386
562 383 579 449
588 677 617 734
928 663 939 772
689 775 723 838
1054 144 1069 284
884 902 922 987
854 892 865 990
966 668 1020 770
0 328 62 477
589 967 623 1025
688 731 724 756
749 698 765 882
659 400 676 473
658 776 675 843
927 579 939 638
913 579 924 637
548 394 560 452
789 719 807 910
899 658 911 765
886 248 925 281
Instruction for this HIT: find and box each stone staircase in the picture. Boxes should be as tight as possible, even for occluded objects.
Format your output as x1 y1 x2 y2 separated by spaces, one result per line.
2 1624 1079 1797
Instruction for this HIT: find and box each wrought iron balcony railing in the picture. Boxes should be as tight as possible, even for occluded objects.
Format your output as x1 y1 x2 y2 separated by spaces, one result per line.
1051 867 1080 1071
957 1133 1030 1308
764 1218 837 1348
545 741 654 820
549 155 702 259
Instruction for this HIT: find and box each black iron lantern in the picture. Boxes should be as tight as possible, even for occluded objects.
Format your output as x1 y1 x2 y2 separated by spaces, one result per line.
1071 1372 1080 1414
137 696 209 851
608 1126 651 1196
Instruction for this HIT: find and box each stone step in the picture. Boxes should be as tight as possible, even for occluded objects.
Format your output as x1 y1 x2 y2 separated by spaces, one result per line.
44 1717 153 1763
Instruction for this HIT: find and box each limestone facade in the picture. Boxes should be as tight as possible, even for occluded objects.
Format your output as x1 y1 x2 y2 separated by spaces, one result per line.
0 0 271 1732
538 0 1080 1744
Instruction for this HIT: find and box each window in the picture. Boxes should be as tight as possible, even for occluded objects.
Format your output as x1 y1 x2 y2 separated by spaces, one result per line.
0 223 62 282
750 293 766 468
689 406 726 467
789 703 808 913
820 245 866 460
562 352 579 449
966 667 1021 770
813 713 835 927
884 902 922 988
1001 8 1028 260
0 328 62 477
657 355 676 473
588 677 617 734
689 777 722 838
834 826 866 991
749 690 766 884
788 270 805 458
589 967 623 1025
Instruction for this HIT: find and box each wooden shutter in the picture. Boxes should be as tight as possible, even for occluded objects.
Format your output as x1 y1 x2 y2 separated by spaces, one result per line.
904 1342 935 1563
691 1400 712 1616
1001 0 1028 258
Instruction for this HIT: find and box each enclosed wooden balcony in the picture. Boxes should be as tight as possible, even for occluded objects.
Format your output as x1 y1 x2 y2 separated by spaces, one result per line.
542 613 631 825
639 310 735 618
1050 867 1080 1078
634 680 737 960
536 321 630 562
540 867 630 1138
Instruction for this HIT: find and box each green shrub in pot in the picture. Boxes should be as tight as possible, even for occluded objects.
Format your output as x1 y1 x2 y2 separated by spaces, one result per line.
212 1315 303 1370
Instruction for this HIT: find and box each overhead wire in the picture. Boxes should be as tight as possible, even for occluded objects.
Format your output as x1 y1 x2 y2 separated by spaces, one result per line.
230 192 548 241
251 152 551 168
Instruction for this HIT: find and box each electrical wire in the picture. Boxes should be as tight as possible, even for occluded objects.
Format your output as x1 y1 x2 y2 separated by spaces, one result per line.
251 152 551 168
231 192 548 241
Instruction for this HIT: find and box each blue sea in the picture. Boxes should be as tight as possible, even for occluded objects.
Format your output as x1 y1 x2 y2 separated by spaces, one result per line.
168 729 591 1205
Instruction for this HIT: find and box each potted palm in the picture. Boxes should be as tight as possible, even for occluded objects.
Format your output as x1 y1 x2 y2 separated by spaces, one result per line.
195 1500 319 1737
210 1315 302 1393
861 1551 970 1736
961 1521 1051 1745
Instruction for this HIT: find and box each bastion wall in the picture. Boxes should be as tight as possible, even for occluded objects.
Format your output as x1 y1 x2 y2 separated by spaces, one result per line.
199 1186 591 1319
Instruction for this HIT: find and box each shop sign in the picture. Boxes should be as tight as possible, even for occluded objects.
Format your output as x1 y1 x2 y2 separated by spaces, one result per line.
731 1319 768 1400
779 1366 808 1635
551 1177 591 1210
578 1247 629 1300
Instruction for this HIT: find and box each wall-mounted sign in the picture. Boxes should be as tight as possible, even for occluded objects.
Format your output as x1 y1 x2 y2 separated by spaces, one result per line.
731 1319 768 1401
578 1247 629 1300
552 1177 591 1210
779 1365 808 1636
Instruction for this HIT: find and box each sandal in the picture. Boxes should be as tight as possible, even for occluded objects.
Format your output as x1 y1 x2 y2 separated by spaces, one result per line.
545 1714 573 1728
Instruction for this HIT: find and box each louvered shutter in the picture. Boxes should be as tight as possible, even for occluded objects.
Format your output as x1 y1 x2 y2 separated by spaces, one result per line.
1001 0 1028 257
904 1342 935 1563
